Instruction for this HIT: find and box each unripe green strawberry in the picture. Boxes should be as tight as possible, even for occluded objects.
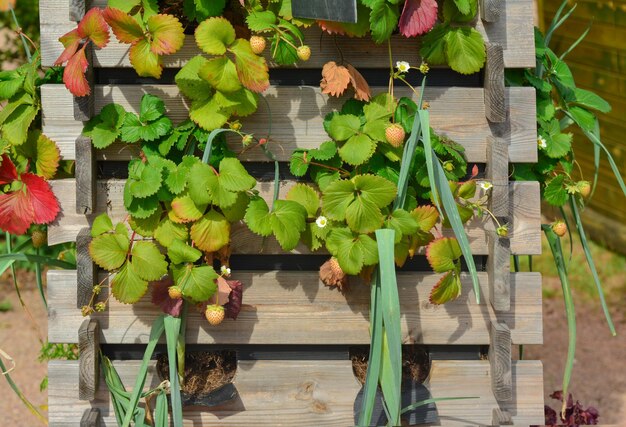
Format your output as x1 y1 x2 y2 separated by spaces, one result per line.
168 286 183 300
205 304 225 326
31 229 47 248
552 221 567 237
95 302 106 312
578 181 591 198
249 35 266 55
496 224 509 237
443 161 455 172
297 45 311 61
385 124 405 147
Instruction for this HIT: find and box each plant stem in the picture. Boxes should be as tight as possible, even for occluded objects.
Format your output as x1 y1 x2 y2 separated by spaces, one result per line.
9 5 32 62
0 356 48 425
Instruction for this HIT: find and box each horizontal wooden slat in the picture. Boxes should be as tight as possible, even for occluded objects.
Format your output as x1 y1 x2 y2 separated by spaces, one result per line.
47 269 542 345
41 84 538 163
48 179 542 255
40 0 535 68
47 359 544 426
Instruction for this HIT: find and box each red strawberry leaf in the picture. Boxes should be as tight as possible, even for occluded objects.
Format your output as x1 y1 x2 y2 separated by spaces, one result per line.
63 44 91 97
151 277 183 317
224 280 243 320
429 270 462 304
102 7 144 44
55 29 82 66
0 185 34 235
0 155 18 185
146 14 185 55
399 0 438 38
77 8 110 48
21 172 60 224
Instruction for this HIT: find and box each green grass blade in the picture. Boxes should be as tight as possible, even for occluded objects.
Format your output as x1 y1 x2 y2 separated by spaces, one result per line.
558 206 574 262
417 110 442 216
432 153 480 303
545 2 577 45
543 225 576 417
164 315 183 427
513 255 520 272
357 270 384 427
394 107 423 210
559 24 590 61
122 315 166 427
154 391 169 427
102 355 131 425
375 229 402 425
0 355 47 425
177 302 188 385
34 248 47 309
568 196 616 336
0 237 31 277
400 396 478 415
0 252 76 269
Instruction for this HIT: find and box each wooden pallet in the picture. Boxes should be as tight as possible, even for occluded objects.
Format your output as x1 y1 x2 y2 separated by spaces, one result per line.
41 0 544 425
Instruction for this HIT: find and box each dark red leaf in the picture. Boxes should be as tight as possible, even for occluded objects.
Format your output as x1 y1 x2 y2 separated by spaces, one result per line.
399 0 438 38
151 277 183 317
0 186 35 235
0 155 18 185
224 280 243 320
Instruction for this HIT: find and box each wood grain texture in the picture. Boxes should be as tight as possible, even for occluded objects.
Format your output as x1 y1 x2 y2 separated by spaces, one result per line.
39 0 535 68
47 359 544 426
489 321 512 402
492 407 513 425
76 227 96 309
80 408 100 427
47 179 542 255
41 84 538 163
481 0 503 22
69 0 85 21
486 136 510 218
78 319 100 401
488 235 511 312
484 43 506 123
73 46 94 121
47 269 543 345
75 136 95 215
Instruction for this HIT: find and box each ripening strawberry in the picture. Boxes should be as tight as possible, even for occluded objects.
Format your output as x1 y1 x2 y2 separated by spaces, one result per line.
578 181 591 198
297 45 311 61
168 286 183 300
205 304 225 326
31 229 47 248
250 36 266 55
385 124 405 147
552 221 567 237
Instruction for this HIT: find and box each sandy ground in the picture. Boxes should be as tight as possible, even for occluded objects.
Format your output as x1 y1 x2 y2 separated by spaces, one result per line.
1 272 626 425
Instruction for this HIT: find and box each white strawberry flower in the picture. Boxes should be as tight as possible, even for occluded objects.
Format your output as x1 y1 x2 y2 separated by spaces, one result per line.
220 265 231 276
316 216 328 228
479 181 493 191
538 136 547 149
396 61 411 73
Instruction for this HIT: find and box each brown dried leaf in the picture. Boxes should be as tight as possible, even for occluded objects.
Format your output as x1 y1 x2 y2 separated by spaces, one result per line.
346 64 371 101
319 258 348 291
320 61 351 98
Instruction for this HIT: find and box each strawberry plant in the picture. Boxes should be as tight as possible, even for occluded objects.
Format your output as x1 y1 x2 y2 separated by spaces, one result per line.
508 0 625 418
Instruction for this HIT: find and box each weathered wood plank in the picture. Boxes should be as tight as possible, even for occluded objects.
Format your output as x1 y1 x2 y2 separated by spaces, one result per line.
486 136 510 218
76 227 96 308
492 407 513 425
484 43 506 123
481 0 503 22
78 319 100 401
47 179 542 255
39 0 535 68
47 269 543 345
488 235 511 312
47 359 544 426
79 408 101 427
75 136 96 215
69 0 86 22
489 321 512 402
41 85 538 163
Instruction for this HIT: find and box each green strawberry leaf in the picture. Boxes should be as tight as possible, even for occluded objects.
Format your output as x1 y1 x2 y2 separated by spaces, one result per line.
89 232 130 270
353 174 397 207
199 57 242 93
289 150 309 177
246 10 277 31
544 175 568 206
83 104 127 149
419 24 449 65
270 200 307 250
385 209 419 242
411 205 439 232
111 260 148 304
171 191 207 222
328 114 361 141
172 264 218 303
167 239 202 265
129 206 163 237
190 209 231 252
154 217 189 247
91 213 114 237
222 192 250 222
195 17 235 55
286 183 320 217
127 159 162 199
229 38 270 93
175 56 213 101
187 162 215 205
218 157 256 192
369 0 400 44
429 270 462 304
339 134 376 166
131 241 168 281
244 196 272 236
426 237 462 273
322 179 357 220
309 141 337 161
444 27 486 75
139 94 166 123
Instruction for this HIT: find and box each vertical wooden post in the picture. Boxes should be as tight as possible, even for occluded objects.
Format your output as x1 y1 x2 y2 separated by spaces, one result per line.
79 319 100 401
480 0 503 22
492 407 513 425
486 136 510 312
77 227 96 309
489 321 512 402
80 408 101 427
484 43 506 124
69 0 86 21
